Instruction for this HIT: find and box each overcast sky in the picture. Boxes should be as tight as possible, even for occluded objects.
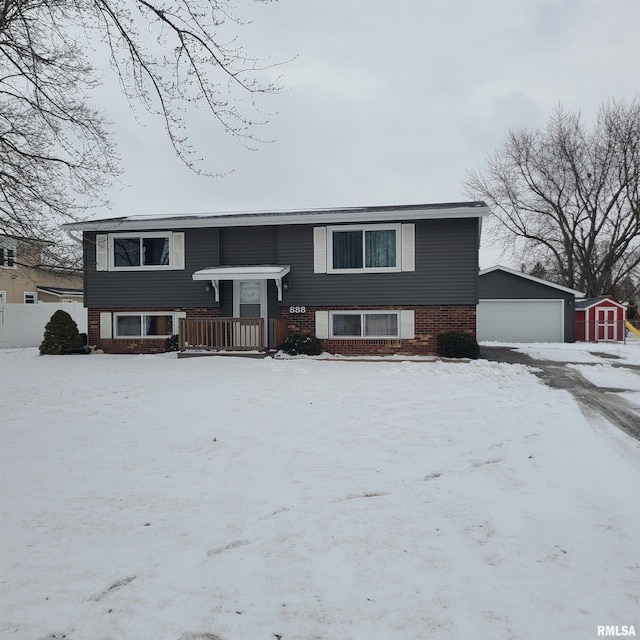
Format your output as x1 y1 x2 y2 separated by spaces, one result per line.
90 0 640 268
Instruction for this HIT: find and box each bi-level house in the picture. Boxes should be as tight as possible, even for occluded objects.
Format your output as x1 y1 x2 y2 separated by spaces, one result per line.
63 201 490 355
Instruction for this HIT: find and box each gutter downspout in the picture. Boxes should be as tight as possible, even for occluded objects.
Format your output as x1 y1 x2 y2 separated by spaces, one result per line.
65 230 83 245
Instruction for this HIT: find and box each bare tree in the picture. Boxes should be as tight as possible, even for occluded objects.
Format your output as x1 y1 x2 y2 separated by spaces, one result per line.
466 98 640 299
0 0 281 264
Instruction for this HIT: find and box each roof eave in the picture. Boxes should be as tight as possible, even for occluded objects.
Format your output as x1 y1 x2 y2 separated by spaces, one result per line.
480 265 586 297
62 202 491 232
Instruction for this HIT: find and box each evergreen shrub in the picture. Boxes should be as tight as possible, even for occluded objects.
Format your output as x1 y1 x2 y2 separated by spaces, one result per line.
436 331 480 359
281 334 322 356
39 310 86 355
165 334 179 352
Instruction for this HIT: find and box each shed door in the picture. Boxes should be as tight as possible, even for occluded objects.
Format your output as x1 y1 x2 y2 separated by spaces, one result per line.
477 300 564 342
597 307 617 341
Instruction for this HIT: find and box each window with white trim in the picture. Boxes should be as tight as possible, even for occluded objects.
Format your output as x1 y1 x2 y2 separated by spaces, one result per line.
314 224 414 274
327 224 401 273
114 313 174 338
24 292 37 304
109 232 171 270
96 232 185 271
330 311 400 338
0 290 6 304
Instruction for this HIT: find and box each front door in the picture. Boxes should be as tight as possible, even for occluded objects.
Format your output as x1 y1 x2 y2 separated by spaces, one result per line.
597 308 616 341
233 280 267 347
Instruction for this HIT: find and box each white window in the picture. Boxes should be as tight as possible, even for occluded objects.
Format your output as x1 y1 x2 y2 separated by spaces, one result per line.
97 232 185 271
24 292 37 304
0 290 6 304
330 311 400 338
314 224 414 274
315 309 414 340
109 232 171 270
327 224 401 273
114 313 175 338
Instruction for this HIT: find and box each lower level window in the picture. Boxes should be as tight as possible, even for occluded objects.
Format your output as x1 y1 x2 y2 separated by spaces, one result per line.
331 311 399 338
115 313 174 338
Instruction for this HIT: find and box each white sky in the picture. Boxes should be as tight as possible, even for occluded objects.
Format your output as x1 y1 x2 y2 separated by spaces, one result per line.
89 0 640 268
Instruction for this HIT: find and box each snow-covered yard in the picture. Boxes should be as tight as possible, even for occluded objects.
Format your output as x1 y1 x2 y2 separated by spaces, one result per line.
1 346 639 640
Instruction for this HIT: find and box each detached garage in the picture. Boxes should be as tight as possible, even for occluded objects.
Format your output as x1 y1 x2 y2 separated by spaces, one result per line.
478 266 585 343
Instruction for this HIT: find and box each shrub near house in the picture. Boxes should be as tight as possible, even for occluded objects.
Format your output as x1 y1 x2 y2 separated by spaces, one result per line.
40 310 86 355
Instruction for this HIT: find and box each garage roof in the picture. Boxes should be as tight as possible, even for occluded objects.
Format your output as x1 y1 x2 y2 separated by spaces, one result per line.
479 265 585 297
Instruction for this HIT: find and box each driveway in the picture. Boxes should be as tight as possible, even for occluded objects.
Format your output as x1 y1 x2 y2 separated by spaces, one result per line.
480 346 640 441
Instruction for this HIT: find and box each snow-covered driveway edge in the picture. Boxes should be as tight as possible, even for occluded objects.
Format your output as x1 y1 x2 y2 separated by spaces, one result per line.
1 349 639 640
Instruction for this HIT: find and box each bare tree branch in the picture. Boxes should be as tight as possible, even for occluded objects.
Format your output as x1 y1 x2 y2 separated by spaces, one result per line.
466 98 640 299
0 0 283 265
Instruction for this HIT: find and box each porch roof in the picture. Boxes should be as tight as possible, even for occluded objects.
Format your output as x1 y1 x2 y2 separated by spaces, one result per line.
192 264 291 302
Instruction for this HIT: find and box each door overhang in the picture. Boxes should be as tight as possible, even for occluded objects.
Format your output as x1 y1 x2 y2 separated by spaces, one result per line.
192 265 291 302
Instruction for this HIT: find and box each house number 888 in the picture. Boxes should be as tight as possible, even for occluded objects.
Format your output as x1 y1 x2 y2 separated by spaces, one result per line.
289 306 306 314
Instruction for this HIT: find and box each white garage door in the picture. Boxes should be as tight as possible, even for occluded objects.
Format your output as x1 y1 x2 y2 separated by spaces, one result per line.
477 299 564 342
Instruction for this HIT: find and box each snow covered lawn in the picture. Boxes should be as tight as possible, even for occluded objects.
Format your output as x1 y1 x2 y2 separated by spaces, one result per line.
1 348 639 640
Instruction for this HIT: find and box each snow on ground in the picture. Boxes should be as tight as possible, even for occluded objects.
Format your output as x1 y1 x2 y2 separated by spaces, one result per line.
495 339 640 417
567 363 640 412
502 339 640 366
1 348 640 640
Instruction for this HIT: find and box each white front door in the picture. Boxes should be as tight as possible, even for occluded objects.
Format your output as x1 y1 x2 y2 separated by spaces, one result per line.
233 280 268 347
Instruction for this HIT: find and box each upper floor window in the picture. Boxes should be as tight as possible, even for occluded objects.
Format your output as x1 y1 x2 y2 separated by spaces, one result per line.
96 232 184 271
111 233 170 269
314 224 414 274
0 246 16 268
328 224 400 273
114 236 169 268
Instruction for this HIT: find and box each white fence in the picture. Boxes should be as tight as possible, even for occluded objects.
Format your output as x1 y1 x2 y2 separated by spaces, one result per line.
0 303 88 349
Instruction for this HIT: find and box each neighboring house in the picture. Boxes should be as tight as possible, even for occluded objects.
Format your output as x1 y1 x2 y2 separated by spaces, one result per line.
63 201 490 355
478 266 585 343
575 297 627 343
0 235 83 304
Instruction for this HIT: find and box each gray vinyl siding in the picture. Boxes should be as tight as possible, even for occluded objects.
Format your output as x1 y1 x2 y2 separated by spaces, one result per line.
221 227 277 264
479 270 576 342
279 218 479 306
84 218 480 309
84 228 223 309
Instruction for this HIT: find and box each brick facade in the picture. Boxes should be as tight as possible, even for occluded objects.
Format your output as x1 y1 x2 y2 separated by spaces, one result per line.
279 305 476 356
89 305 476 356
88 308 220 354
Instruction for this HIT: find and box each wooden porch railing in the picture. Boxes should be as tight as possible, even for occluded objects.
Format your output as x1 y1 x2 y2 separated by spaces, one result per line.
179 317 265 351
272 317 288 349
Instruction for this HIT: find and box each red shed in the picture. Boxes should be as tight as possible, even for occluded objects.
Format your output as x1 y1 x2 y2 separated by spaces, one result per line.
575 297 626 342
